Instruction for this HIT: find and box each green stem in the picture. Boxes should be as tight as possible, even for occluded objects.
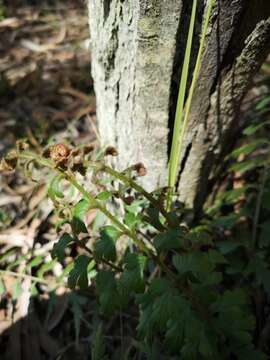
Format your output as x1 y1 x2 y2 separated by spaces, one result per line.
0 269 50 285
101 165 173 226
64 172 150 255
177 0 215 173
19 151 151 257
18 151 219 336
168 0 198 210
167 0 215 209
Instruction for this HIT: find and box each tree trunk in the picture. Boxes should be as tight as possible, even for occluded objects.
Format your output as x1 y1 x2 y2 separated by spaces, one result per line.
88 0 270 211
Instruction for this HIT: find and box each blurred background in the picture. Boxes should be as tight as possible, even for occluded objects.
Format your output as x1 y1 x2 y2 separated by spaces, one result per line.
0 1 100 359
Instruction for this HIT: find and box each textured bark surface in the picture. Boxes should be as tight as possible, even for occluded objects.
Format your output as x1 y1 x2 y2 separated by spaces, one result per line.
88 0 270 210
177 1 270 209
88 0 182 190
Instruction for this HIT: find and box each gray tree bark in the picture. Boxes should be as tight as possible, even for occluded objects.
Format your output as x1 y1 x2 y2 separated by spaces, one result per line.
88 0 270 212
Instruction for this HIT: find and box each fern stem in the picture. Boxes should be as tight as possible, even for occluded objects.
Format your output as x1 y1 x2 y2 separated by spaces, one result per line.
100 164 173 226
65 173 151 255
19 151 152 257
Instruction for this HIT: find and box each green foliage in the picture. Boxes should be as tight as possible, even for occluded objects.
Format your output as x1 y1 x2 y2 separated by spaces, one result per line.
72 198 91 234
2 86 270 358
91 325 108 360
48 174 65 200
168 0 198 195
69 293 88 345
94 226 120 262
68 255 91 289
52 233 74 261
154 228 183 251
168 0 216 207
118 253 146 294
0 0 6 21
96 271 121 315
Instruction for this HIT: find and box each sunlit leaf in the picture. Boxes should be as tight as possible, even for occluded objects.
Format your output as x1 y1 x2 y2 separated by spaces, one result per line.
52 233 74 261
48 174 65 199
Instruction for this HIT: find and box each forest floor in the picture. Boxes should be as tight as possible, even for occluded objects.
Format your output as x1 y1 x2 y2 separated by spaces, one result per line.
0 1 102 359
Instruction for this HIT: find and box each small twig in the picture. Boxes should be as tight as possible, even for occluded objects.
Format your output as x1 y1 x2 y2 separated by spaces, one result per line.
0 269 49 285
64 170 152 257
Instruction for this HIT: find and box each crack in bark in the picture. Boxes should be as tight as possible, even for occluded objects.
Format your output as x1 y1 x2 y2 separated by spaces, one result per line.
104 25 119 80
103 0 111 23
176 141 193 188
179 16 270 213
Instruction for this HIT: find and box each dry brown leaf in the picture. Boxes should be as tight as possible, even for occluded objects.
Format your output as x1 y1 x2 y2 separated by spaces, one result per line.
0 18 24 29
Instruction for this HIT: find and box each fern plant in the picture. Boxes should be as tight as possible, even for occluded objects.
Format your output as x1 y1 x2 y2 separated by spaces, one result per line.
1 135 269 359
